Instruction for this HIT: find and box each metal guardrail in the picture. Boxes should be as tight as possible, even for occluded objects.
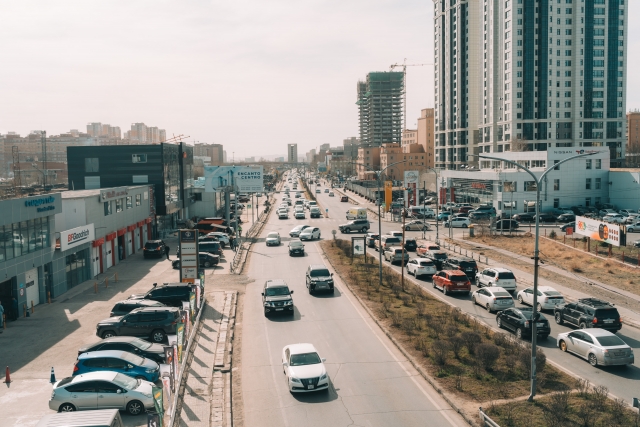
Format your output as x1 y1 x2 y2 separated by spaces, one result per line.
478 407 501 427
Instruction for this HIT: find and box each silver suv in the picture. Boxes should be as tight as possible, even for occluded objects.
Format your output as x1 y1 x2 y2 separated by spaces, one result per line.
384 246 410 265
475 267 517 292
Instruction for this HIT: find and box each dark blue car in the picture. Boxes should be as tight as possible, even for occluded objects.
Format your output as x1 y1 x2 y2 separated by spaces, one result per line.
73 350 160 382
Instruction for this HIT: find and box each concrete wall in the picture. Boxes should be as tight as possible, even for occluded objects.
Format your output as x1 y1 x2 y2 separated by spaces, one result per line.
610 170 640 212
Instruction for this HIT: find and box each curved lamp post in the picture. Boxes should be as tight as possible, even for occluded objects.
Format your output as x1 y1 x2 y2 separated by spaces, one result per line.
477 151 595 401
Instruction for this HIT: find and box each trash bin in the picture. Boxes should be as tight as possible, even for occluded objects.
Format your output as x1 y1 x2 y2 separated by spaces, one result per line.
469 224 475 237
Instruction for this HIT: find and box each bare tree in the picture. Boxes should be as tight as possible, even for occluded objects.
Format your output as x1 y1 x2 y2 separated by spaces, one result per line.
625 143 640 168
511 136 531 152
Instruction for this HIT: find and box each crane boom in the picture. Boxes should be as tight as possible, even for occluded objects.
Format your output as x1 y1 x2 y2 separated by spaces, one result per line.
390 59 434 130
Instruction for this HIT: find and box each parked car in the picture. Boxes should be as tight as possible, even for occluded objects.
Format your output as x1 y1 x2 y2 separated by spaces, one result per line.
78 337 166 364
143 240 167 259
315 189 321 194
262 279 294 316
424 250 448 269
495 219 519 230
96 307 181 343
445 217 471 228
109 299 166 317
443 257 478 279
171 252 219 269
416 243 440 257
338 219 370 233
475 267 517 292
437 212 452 221
557 213 576 223
557 329 634 367
406 258 437 279
266 232 281 246
299 227 321 241
129 283 203 308
517 286 565 311
73 350 160 382
281 343 329 393
404 220 430 231
472 287 515 313
305 265 334 294
512 213 535 222
49 371 154 415
554 298 622 332
404 238 417 252
599 208 618 217
468 211 491 221
496 307 551 340
288 240 305 256
196 241 223 257
340 196 349 202
603 214 625 224
366 233 380 248
324 189 329 193
384 247 410 265
432 270 471 295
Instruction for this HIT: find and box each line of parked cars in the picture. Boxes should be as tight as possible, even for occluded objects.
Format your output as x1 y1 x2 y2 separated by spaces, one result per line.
49 281 204 416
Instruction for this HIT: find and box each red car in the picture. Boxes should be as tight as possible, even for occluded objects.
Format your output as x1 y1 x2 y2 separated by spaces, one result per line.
432 270 471 296
417 243 440 257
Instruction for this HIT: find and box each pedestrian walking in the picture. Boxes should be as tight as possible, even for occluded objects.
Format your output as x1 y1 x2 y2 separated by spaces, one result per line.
231 237 238 252
165 245 171 260
12 297 19 320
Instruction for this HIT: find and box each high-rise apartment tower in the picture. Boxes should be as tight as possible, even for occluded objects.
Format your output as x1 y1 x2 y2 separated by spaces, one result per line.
357 72 404 146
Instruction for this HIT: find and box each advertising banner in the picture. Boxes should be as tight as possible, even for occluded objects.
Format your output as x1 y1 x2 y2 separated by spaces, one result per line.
172 344 178 384
176 323 185 363
193 283 201 310
575 216 621 247
189 292 196 319
234 166 264 193
404 171 419 207
204 166 242 192
351 237 365 256
60 224 95 251
163 346 174 392
152 386 164 420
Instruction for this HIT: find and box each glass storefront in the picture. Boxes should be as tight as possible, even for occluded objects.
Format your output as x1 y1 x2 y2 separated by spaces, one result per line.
0 217 51 262
65 248 90 289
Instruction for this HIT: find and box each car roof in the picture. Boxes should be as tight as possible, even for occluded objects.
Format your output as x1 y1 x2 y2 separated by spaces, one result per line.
535 286 558 292
265 279 288 288
58 371 118 386
78 350 134 360
289 239 303 245
489 267 512 272
130 306 180 314
443 270 468 276
309 264 328 270
117 299 164 306
286 343 318 355
146 240 164 244
581 328 616 337
485 286 509 293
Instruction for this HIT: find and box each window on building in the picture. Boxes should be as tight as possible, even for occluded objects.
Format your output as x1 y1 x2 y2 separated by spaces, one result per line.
586 159 592 169
554 160 560 170
554 179 560 191
585 197 591 207
116 199 123 213
553 198 560 208
595 159 602 169
126 196 132 209
104 201 112 216
524 181 537 191
85 158 99 172
136 194 141 206
595 178 601 190
132 154 147 163
585 178 591 190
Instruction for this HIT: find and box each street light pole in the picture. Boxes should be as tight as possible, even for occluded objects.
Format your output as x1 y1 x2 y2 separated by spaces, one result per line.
427 167 440 242
478 152 596 401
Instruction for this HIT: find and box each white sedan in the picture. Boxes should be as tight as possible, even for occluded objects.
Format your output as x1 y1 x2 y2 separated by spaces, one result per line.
471 286 514 313
444 218 471 228
282 343 329 393
265 232 281 246
299 227 321 241
295 211 306 219
278 210 289 219
516 286 565 311
406 258 437 278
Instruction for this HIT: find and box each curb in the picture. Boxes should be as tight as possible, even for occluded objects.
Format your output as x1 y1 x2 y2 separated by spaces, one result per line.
319 243 480 427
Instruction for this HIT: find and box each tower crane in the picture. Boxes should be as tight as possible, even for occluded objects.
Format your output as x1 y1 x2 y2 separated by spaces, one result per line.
390 59 434 131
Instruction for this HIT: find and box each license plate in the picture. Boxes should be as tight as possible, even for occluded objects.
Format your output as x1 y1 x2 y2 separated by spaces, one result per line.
614 351 625 356
308 385 314 389
603 319 614 323
536 322 545 327
275 308 283 311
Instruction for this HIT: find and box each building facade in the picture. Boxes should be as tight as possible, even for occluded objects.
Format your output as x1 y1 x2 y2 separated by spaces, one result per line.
287 144 298 164
193 143 224 166
417 108 435 169
356 145 381 180
357 72 404 146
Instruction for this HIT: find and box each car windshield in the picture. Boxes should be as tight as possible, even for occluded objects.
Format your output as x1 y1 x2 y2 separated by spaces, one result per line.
459 261 477 268
543 290 562 297
494 292 512 297
450 275 468 282
132 338 152 350
310 269 330 277
596 308 619 320
594 335 626 347
290 242 303 248
431 253 447 259
120 352 145 365
497 272 515 279
267 233 279 238
113 373 140 390
145 243 160 249
290 352 322 366
265 287 290 296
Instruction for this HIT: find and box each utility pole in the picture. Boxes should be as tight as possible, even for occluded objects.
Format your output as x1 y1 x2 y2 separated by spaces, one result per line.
401 207 407 291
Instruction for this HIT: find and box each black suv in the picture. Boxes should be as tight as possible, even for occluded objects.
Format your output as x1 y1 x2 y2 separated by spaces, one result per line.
143 240 167 258
442 257 478 279
261 279 294 316
78 336 166 364
496 307 551 340
96 307 181 343
338 219 370 233
404 238 417 252
554 298 622 332
306 265 334 294
110 299 166 317
172 252 219 269
130 283 203 308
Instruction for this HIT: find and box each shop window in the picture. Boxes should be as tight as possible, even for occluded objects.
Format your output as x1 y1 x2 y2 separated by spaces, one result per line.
85 158 99 172
126 196 133 209
116 199 123 213
136 194 141 206
104 201 112 216
66 249 90 289
132 154 147 163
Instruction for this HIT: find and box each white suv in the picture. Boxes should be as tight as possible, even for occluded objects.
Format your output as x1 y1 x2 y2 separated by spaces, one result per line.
475 267 517 292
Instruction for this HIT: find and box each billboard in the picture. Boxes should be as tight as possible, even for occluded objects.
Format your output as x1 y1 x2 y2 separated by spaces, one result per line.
404 171 419 207
575 216 621 247
204 166 241 192
234 166 264 192
60 223 95 251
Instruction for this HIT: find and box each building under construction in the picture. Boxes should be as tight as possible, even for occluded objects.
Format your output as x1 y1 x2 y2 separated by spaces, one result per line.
356 71 404 146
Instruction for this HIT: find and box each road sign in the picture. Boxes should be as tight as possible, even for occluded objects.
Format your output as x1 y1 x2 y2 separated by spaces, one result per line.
180 255 197 267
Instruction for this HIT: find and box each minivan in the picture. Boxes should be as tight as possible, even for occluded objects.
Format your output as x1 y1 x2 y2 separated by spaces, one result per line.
376 235 401 252
346 207 368 220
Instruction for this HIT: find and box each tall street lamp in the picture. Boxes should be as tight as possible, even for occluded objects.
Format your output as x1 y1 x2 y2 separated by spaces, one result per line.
477 151 595 401
348 159 410 289
427 167 440 242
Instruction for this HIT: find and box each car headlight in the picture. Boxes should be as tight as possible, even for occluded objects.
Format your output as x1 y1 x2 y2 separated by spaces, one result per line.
284 300 292 305
146 369 156 373
264 302 271 307
290 377 301 383
319 374 327 380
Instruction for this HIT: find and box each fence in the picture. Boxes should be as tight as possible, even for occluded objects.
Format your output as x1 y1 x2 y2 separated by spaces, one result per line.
432 236 490 264
478 407 501 427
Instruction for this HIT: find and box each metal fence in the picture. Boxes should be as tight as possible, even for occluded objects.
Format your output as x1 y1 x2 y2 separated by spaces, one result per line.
478 407 501 427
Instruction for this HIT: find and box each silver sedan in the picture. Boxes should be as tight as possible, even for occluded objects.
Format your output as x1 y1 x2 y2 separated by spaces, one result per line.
557 329 634 367
404 220 431 231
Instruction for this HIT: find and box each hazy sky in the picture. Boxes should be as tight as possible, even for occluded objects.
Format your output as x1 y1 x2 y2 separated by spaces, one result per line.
1 1 638 159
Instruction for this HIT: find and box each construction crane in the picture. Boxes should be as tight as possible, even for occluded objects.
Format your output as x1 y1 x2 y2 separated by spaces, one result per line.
390 59 434 131
159 134 190 144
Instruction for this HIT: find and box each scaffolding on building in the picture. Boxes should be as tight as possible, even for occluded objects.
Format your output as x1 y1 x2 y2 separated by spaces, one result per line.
357 72 404 146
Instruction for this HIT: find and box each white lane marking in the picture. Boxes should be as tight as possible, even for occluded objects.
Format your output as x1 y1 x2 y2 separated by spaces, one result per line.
317 243 462 427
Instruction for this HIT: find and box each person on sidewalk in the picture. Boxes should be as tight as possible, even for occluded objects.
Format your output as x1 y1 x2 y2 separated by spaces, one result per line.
165 245 171 260
12 297 19 320
231 237 238 252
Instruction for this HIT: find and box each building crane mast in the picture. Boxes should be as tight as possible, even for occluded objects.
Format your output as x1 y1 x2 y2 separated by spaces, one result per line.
390 59 434 131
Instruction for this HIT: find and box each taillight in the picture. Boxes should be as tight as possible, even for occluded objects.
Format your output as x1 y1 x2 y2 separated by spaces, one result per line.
73 364 79 372
619 317 623 323
524 321 530 328
171 321 177 325
592 318 598 324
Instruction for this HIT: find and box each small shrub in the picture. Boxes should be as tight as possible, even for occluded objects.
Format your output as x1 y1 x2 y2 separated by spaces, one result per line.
416 301 426 316
401 295 412 307
416 337 429 357
449 336 464 359
391 284 402 298
431 340 450 366
444 324 458 338
575 378 591 398
493 332 507 348
592 384 609 411
570 263 583 273
610 397 627 425
475 343 500 371
461 331 482 356
382 299 392 314
576 402 595 427
549 230 557 239
402 318 416 335
390 310 403 327
542 389 571 427
518 345 546 376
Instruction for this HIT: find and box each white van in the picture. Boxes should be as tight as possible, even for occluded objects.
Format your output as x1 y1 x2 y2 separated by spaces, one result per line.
346 207 368 220
36 409 123 427
409 206 435 219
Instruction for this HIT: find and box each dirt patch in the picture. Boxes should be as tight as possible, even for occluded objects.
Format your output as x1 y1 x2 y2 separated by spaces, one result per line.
454 235 640 313
320 240 574 406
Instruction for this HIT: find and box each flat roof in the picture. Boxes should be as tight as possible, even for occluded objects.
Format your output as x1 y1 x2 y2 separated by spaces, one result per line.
61 185 150 199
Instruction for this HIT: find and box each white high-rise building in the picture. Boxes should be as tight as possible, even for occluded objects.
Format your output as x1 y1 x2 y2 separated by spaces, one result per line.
287 144 298 164
434 0 628 168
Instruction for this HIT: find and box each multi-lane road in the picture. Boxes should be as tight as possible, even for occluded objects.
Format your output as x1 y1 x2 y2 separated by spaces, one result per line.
241 176 640 426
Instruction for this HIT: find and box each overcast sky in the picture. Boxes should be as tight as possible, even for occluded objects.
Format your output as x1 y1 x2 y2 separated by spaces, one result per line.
0 1 638 159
